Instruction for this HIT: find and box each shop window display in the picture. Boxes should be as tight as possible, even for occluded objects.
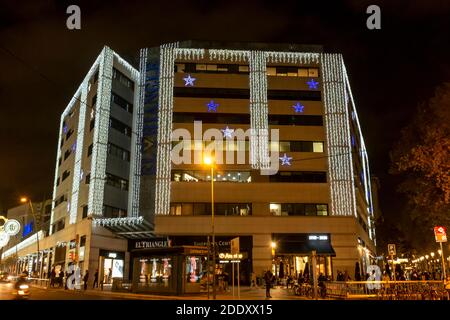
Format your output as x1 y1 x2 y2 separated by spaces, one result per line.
138 257 172 288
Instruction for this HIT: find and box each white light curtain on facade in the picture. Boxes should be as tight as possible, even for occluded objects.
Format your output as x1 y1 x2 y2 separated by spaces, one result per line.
321 53 357 217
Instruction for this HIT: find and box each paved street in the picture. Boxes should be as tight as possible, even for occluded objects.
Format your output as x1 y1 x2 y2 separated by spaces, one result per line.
0 282 126 300
0 281 308 300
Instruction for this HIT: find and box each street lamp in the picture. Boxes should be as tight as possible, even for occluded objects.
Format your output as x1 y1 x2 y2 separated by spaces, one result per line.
203 156 216 300
20 197 40 277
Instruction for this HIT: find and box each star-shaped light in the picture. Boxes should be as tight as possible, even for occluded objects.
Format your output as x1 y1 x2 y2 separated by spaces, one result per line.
292 102 304 113
183 74 196 86
279 153 293 166
63 125 68 134
307 78 319 89
221 126 234 139
207 100 219 112
71 142 77 152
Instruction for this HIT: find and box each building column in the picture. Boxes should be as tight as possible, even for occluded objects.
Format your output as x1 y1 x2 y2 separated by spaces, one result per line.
252 234 272 277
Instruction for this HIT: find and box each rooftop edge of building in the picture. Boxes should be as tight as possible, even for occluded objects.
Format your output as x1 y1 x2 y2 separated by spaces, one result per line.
145 40 324 53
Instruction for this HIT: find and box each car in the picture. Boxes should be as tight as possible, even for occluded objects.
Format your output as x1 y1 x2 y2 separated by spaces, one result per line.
0 272 10 282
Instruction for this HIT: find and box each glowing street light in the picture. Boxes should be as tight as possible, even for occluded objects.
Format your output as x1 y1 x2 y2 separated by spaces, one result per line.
203 155 216 300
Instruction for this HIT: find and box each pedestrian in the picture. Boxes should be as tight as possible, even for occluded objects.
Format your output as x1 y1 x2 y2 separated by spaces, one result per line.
108 268 112 284
83 270 89 290
59 270 65 289
264 269 274 298
50 268 56 287
93 269 99 289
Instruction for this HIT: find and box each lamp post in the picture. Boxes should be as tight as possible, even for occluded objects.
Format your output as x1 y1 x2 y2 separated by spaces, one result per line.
20 197 40 277
204 156 216 300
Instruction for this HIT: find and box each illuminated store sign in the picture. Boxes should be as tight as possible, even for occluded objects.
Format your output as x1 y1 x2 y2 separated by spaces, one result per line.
130 237 172 250
308 235 328 241
219 252 243 263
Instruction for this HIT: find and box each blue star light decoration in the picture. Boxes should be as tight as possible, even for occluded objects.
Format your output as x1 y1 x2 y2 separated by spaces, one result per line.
279 153 293 166
307 79 319 90
63 125 68 134
183 74 196 86
221 126 235 139
292 102 305 113
207 100 219 112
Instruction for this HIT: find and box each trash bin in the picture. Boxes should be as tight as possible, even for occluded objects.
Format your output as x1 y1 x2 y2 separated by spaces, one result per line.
112 278 122 291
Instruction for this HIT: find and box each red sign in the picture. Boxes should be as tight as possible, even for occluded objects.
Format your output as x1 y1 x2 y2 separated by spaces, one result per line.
434 226 447 242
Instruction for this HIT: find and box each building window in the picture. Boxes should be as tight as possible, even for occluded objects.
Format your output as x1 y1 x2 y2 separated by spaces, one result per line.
173 112 251 124
85 173 90 184
105 173 128 191
113 68 134 90
102 205 127 218
79 235 86 247
111 92 133 113
270 203 328 216
64 149 72 160
56 177 60 186
108 143 130 162
270 141 324 153
58 157 62 167
110 117 132 137
269 172 327 183
87 144 93 157
90 118 95 131
268 114 323 126
53 218 65 233
82 206 88 219
66 128 74 140
92 95 97 108
62 170 71 181
54 194 67 207
170 203 251 216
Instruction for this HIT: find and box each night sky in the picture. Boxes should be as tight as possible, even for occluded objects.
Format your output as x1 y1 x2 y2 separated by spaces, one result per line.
1 0 449 232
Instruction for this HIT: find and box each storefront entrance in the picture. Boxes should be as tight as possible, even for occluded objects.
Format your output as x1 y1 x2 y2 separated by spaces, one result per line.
272 233 336 280
98 250 125 285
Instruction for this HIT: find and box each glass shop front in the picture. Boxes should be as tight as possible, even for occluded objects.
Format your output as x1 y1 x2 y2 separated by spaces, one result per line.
129 238 208 295
272 234 336 281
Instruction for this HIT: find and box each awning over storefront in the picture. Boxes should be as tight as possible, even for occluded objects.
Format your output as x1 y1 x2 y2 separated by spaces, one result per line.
273 233 336 256
92 216 154 239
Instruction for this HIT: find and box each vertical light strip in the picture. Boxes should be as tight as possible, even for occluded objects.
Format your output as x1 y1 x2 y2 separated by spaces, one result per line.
321 53 356 217
50 53 102 232
88 47 114 216
69 79 88 224
128 48 147 217
154 43 178 215
343 64 376 239
249 51 269 169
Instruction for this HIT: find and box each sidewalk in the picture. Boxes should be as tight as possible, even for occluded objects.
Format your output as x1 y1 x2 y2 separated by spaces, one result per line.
31 283 310 300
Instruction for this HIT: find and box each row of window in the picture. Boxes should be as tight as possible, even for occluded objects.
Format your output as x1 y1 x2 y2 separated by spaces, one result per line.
172 140 324 153
113 68 134 90
110 117 132 137
170 203 251 216
103 204 128 218
172 170 251 183
105 172 129 191
171 170 327 183
270 203 328 216
174 87 321 101
173 112 323 126
111 92 133 113
175 63 319 78
169 203 328 217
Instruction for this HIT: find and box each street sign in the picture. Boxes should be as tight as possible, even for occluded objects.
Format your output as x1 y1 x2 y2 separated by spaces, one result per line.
434 226 447 243
4 219 21 236
388 244 396 256
231 237 240 254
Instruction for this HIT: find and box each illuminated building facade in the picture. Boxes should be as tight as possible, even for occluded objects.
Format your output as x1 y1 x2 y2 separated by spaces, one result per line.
137 41 377 285
2 46 145 283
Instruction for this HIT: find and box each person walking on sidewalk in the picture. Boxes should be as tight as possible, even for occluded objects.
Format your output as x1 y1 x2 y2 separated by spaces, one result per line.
264 269 274 298
83 270 89 290
93 269 99 289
